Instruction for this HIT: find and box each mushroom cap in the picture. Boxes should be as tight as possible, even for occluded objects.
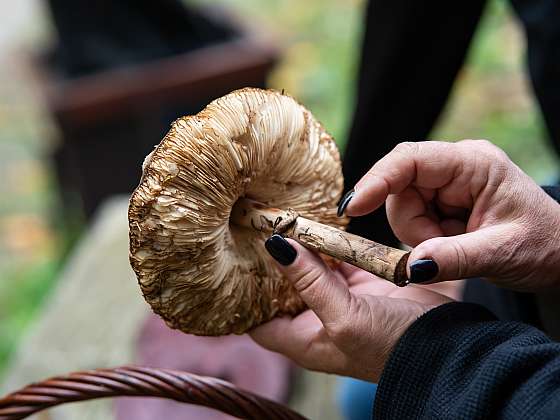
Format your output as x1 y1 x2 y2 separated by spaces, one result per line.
128 88 348 335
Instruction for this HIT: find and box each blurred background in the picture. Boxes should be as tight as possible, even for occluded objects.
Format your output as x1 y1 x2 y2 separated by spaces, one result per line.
0 0 558 418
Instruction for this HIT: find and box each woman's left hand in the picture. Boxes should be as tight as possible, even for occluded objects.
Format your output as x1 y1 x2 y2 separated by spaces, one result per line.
250 236 451 382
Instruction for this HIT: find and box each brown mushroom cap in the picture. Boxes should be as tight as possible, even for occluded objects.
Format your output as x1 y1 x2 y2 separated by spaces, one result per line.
128 88 348 335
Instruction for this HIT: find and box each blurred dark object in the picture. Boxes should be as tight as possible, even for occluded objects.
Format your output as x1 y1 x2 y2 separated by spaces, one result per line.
39 0 279 220
343 0 560 248
46 0 235 78
343 0 486 247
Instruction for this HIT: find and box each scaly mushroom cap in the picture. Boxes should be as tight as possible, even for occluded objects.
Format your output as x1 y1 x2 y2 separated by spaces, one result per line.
128 88 348 335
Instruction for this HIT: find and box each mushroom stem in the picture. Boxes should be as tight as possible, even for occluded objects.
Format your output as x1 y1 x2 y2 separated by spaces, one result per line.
231 198 410 286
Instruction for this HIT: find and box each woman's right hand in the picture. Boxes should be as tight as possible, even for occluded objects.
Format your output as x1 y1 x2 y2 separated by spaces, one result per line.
343 140 560 291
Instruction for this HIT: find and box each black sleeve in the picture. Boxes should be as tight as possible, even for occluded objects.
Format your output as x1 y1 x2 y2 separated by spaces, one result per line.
542 186 560 204
374 302 560 419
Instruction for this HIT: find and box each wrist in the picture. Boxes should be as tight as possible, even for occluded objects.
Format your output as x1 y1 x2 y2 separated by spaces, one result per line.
372 301 439 381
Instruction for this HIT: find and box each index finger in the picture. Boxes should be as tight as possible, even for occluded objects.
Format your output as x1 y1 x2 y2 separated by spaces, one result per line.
346 141 461 217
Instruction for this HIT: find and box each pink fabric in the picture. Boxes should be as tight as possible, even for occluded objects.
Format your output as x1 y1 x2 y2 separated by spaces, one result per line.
115 314 293 420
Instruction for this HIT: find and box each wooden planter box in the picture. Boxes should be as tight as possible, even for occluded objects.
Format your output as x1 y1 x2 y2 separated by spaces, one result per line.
38 6 280 220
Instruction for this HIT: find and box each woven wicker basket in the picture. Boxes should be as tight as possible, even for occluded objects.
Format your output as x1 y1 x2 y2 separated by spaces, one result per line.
0 366 306 420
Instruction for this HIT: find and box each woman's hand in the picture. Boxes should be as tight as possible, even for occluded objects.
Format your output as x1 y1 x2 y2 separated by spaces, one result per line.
343 140 560 290
250 236 450 382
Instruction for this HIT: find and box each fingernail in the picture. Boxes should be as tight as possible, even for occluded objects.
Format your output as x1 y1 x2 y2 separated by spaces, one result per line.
265 234 297 266
337 189 355 217
409 259 439 284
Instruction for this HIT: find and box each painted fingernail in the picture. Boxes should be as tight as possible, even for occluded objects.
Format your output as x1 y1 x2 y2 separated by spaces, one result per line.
409 259 439 284
337 189 355 217
265 234 297 266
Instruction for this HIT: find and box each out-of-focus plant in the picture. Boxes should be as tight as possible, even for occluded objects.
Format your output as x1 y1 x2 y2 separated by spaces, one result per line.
188 0 558 180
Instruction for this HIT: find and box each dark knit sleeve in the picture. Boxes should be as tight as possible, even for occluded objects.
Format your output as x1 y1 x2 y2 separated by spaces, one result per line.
542 185 560 203
374 302 560 419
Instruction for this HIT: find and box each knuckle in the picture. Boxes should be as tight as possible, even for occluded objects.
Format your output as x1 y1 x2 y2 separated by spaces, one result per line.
461 139 499 158
393 141 418 156
461 140 512 186
448 240 469 279
462 139 494 150
473 139 509 162
292 265 324 295
475 139 495 150
486 153 513 187
490 160 510 185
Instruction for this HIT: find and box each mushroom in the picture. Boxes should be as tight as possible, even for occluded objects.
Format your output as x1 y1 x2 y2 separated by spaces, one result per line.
129 88 408 336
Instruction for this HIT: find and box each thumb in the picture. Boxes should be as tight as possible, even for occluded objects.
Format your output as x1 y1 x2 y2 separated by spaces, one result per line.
408 225 511 283
265 234 352 327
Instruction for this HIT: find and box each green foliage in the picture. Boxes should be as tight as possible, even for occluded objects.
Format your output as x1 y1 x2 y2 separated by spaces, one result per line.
188 0 558 181
0 259 61 378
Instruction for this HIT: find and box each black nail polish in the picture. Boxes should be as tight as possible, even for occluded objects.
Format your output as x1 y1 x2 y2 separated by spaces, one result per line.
337 189 355 217
265 234 297 266
409 259 439 284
